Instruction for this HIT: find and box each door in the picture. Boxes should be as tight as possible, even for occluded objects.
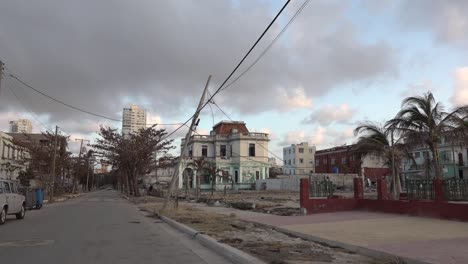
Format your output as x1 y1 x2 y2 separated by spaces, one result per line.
234 171 239 183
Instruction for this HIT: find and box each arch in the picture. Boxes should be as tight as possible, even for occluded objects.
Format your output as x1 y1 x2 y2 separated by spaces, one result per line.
182 168 194 189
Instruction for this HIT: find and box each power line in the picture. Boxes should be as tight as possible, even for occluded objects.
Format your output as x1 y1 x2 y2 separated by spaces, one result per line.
8 72 121 122
162 0 291 140
221 0 310 93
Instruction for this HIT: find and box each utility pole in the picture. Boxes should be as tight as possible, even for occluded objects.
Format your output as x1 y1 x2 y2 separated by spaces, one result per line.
50 125 59 202
0 60 4 96
75 138 89 193
163 75 211 210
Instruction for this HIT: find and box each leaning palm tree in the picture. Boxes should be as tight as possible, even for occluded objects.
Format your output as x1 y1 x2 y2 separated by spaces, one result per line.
387 92 468 179
354 122 405 198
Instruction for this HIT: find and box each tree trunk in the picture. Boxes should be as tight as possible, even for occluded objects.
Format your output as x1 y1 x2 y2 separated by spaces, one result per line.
124 173 130 196
431 145 443 179
196 172 200 200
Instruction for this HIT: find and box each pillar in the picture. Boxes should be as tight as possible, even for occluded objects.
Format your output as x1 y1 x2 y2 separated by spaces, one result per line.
300 178 310 209
354 177 363 199
377 178 389 200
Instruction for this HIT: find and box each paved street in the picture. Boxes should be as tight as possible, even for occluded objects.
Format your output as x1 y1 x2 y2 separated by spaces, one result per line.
0 191 230 264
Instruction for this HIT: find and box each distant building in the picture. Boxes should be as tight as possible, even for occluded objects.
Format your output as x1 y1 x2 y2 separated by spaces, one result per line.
179 121 270 188
315 144 389 182
122 105 146 136
9 119 33 134
268 157 277 166
282 142 316 175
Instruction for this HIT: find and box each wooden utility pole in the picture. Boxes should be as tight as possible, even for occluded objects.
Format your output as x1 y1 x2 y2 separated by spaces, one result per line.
50 125 59 202
163 75 211 210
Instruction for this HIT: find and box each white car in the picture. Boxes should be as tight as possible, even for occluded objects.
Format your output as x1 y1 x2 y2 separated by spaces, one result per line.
0 179 26 225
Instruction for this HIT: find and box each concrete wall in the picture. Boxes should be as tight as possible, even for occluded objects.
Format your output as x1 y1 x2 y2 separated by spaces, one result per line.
256 173 358 191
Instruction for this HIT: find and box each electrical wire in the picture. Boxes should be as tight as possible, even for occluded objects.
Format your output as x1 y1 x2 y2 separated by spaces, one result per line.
221 0 310 93
161 0 291 140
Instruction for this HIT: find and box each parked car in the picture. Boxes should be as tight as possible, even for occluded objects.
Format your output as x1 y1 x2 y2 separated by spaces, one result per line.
0 179 26 225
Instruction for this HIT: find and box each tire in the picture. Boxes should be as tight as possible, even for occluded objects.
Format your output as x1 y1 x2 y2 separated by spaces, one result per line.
15 204 25 220
0 207 6 225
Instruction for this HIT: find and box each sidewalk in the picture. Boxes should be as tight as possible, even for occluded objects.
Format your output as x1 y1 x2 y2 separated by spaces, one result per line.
186 202 468 264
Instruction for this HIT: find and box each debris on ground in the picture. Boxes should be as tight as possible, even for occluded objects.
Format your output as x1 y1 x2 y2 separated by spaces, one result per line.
136 197 395 264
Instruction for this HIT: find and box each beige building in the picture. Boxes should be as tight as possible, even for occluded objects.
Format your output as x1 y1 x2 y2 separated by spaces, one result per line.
122 105 146 136
283 142 316 175
9 119 33 134
0 132 27 180
179 121 270 188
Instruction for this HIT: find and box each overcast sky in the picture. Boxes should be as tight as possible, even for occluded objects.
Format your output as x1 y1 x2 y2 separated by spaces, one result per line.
1 0 468 160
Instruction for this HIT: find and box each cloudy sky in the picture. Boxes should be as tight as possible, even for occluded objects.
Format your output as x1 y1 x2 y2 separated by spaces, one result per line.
1 0 468 159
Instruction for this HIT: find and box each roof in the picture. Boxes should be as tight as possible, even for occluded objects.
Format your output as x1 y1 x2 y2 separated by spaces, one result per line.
6 133 49 143
315 144 356 155
212 121 249 135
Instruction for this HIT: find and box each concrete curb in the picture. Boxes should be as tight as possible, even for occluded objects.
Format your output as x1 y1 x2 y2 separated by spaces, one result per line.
159 215 265 264
250 222 429 264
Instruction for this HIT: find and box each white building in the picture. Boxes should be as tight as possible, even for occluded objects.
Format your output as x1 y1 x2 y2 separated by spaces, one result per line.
283 142 316 175
122 105 146 136
9 119 33 134
0 132 27 180
179 121 270 188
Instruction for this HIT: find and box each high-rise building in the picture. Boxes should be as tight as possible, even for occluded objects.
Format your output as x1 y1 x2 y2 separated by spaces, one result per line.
9 119 33 134
122 105 146 136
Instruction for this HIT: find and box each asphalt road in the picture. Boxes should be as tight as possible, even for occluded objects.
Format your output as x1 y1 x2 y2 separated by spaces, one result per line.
0 190 230 264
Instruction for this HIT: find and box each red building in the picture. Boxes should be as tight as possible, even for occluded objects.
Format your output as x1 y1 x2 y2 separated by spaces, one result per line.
315 144 390 182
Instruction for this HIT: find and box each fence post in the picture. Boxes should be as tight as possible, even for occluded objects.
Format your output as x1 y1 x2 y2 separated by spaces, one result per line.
377 178 389 200
434 178 446 202
354 177 363 199
300 178 310 210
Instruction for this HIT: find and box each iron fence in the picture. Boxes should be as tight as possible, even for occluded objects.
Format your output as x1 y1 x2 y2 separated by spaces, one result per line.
309 180 335 197
444 179 468 201
406 180 435 200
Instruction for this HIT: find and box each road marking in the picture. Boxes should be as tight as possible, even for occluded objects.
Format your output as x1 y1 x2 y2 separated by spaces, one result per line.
0 240 54 247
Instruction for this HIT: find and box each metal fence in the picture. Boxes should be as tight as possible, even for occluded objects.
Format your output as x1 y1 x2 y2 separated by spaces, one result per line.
444 179 468 201
309 180 335 197
406 180 435 200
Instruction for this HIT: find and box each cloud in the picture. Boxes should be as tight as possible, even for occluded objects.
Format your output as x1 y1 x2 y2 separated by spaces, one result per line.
302 104 357 126
399 1 468 44
0 0 397 123
400 80 435 98
451 67 468 106
278 125 356 150
277 86 313 111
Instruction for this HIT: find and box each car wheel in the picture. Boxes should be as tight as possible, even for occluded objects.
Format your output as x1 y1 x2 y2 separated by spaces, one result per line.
0 207 6 225
16 204 25 220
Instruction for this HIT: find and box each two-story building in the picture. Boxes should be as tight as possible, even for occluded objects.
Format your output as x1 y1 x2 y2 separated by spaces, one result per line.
315 144 390 182
0 131 27 180
282 142 316 175
179 121 270 188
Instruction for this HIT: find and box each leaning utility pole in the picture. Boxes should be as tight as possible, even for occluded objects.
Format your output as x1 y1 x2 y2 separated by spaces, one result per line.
163 75 211 210
50 125 59 202
74 138 89 193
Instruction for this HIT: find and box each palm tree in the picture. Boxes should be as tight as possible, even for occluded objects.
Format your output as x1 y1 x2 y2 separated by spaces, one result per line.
186 157 207 199
387 92 468 179
354 122 405 198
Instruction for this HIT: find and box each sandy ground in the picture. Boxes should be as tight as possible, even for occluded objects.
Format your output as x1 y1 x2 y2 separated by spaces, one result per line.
134 196 398 264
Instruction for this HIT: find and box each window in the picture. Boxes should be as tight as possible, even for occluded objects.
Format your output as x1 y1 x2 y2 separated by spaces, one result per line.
414 152 421 158
299 158 304 164
293 159 295 165
324 159 328 165
288 149 291 154
249 143 255 157
288 160 291 165
0 182 3 193
202 145 208 157
230 145 233 157
299 148 304 153
3 182 11 193
189 147 193 158
284 161 287 166
331 158 335 165
316 159 319 166
423 151 428 158
309 149 313 154
220 145 226 157
256 171 260 180
342 157 347 164
293 148 295 153
310 170 314 173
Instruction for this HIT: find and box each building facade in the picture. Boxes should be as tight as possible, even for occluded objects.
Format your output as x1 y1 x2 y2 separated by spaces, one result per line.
179 121 270 188
403 136 468 179
122 105 146 136
0 132 27 180
315 145 389 182
9 119 33 134
282 142 316 175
